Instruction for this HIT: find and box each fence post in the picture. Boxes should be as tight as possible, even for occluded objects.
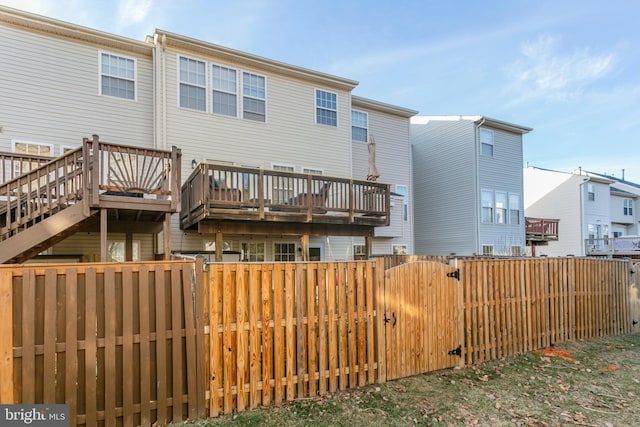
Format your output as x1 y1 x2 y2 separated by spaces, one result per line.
0 270 13 403
374 257 386 383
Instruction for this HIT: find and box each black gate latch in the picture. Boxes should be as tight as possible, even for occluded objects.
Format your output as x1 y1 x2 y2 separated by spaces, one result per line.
448 345 462 357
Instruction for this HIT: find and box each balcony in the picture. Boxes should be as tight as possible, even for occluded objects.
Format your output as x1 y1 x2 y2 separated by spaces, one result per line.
585 236 640 257
180 163 390 236
525 217 559 242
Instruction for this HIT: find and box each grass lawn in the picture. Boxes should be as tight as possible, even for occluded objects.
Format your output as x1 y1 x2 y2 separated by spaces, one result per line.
176 334 640 426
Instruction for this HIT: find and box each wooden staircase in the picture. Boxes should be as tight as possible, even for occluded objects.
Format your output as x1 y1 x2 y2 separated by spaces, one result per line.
0 135 181 264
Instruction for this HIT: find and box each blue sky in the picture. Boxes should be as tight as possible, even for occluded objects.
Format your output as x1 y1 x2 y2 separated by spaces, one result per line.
3 0 639 183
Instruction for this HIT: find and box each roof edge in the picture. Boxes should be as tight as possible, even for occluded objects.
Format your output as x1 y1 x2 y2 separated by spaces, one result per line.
156 29 359 91
0 5 152 56
351 95 417 118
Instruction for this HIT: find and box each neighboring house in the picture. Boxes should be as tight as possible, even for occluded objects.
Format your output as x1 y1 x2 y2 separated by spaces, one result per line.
524 166 615 257
0 6 416 263
410 116 532 256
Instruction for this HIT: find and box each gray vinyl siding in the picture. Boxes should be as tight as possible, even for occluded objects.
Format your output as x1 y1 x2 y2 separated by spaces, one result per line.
477 126 526 253
411 119 478 255
0 24 154 153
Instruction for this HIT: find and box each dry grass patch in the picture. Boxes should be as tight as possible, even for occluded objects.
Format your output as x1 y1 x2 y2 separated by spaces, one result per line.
177 334 640 426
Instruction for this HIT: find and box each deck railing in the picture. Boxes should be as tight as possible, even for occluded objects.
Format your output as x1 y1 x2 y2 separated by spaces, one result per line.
0 135 181 242
180 162 390 228
585 236 640 256
0 151 53 185
525 217 559 241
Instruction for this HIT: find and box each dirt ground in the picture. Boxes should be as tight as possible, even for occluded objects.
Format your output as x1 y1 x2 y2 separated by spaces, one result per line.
178 333 640 426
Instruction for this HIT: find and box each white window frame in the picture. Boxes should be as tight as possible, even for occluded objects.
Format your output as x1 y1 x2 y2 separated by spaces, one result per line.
481 189 494 224
353 244 367 260
107 240 140 262
242 71 267 122
11 140 54 178
495 191 507 224
99 51 137 100
274 242 297 261
587 183 595 201
178 55 207 112
482 245 494 256
315 89 338 127
211 63 238 117
395 184 409 221
241 241 265 262
392 245 407 255
509 193 521 225
480 128 494 157
623 199 633 216
351 110 368 142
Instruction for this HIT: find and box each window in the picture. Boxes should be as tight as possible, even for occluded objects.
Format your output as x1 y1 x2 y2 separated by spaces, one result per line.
212 64 237 116
624 199 633 216
587 183 595 201
482 245 494 256
353 244 367 260
351 110 368 142
309 247 322 261
613 231 623 238
396 185 409 221
242 72 266 122
509 194 521 225
511 246 522 257
100 52 135 100
392 245 407 255
480 129 494 157
13 141 53 177
274 242 296 261
481 190 494 223
242 242 265 262
179 56 206 111
302 167 323 175
272 164 295 204
495 191 507 224
316 89 337 126
107 240 140 262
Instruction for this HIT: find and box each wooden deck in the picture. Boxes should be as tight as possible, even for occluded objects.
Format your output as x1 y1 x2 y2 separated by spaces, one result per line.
180 163 391 236
525 217 559 242
0 135 181 263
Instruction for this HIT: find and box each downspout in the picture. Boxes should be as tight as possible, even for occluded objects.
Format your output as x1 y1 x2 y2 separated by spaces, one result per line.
162 34 167 151
151 35 157 150
474 118 486 254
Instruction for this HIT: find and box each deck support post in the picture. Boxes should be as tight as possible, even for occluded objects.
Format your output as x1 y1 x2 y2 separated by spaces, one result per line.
365 235 372 260
125 233 133 262
215 231 223 262
100 208 107 262
300 235 309 261
164 213 171 260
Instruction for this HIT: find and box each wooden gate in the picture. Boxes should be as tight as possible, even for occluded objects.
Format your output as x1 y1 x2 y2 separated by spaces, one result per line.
383 261 464 380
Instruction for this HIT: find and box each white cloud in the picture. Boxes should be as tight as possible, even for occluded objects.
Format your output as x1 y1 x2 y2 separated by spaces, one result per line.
116 0 152 29
506 35 615 104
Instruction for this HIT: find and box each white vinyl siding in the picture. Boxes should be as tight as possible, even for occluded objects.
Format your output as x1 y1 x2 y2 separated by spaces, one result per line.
316 89 337 126
0 24 154 154
100 52 136 100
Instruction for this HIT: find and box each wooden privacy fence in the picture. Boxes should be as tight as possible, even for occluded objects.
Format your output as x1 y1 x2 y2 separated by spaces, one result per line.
204 256 634 417
1 256 635 424
0 260 205 426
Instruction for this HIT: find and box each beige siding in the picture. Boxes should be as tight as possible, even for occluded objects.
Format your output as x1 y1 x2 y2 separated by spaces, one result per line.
0 24 154 153
51 233 155 261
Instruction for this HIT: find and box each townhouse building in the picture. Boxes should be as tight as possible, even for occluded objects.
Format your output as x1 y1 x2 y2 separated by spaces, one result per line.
410 115 532 256
0 5 416 263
